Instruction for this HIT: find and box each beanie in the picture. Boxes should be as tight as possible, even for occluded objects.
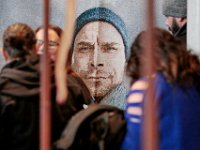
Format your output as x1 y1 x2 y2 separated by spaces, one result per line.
73 7 128 59
162 0 187 18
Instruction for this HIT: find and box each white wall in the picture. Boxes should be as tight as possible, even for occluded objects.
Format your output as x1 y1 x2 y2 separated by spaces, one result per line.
187 0 200 55
0 0 166 68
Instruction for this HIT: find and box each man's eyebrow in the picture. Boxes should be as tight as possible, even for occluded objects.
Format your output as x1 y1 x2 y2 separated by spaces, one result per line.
77 41 94 46
101 42 119 47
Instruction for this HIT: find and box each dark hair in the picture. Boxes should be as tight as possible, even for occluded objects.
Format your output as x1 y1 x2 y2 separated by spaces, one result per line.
3 23 36 58
127 27 200 85
35 24 63 38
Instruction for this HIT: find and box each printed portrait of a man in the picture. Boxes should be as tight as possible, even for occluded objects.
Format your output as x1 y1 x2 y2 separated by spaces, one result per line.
71 7 128 109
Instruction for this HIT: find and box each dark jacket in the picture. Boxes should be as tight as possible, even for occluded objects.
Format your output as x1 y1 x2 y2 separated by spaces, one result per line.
174 23 187 44
0 54 92 150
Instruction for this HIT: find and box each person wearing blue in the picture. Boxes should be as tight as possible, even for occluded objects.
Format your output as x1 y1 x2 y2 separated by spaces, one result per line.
121 28 200 150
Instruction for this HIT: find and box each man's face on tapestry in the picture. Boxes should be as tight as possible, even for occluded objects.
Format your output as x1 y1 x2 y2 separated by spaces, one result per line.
72 21 126 98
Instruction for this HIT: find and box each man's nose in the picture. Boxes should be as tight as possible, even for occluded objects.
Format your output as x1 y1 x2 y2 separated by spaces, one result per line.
90 62 104 67
90 46 104 68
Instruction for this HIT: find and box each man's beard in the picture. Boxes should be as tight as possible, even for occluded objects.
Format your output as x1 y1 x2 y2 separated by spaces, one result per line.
169 18 181 36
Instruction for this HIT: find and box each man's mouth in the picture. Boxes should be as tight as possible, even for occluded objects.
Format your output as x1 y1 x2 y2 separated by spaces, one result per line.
86 76 107 82
86 76 107 81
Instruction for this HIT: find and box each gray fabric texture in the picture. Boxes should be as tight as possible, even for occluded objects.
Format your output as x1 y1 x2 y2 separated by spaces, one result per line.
162 0 187 18
100 82 127 110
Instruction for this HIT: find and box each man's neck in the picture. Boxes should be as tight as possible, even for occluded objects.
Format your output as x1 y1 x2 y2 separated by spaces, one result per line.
94 96 104 103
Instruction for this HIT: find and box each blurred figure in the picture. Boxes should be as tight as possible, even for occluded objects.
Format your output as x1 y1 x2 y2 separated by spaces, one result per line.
0 23 92 150
162 0 187 43
35 24 93 103
121 28 200 150
35 24 62 61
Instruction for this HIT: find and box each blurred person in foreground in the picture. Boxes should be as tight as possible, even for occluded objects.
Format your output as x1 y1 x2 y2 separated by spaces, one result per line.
0 23 92 150
121 27 200 150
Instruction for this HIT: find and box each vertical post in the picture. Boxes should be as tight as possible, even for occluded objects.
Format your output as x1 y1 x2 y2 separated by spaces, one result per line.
142 0 158 149
187 0 200 55
40 0 51 149
55 0 75 104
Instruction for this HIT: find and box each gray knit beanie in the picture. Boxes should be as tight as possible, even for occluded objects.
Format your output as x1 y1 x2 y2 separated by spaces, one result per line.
162 0 187 18
73 7 128 59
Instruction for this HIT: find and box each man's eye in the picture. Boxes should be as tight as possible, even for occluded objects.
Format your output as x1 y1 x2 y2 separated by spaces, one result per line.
103 46 118 52
78 47 92 52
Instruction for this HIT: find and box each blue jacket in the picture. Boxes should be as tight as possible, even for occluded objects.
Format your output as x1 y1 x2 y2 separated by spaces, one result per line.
121 73 200 150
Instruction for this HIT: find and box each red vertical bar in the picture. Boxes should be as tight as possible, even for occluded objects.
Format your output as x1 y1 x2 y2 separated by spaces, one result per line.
142 0 158 150
40 0 51 150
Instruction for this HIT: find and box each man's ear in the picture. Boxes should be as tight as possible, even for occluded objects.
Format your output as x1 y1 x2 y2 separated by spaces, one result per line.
2 48 10 62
